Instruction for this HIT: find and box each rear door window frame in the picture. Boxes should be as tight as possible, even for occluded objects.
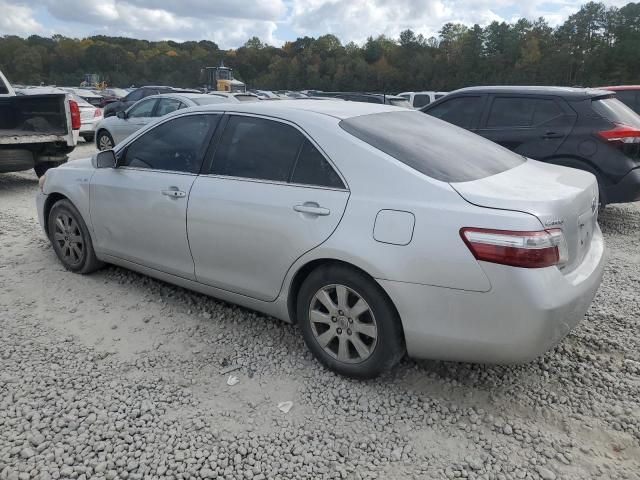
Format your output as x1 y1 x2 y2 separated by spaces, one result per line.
201 113 348 191
479 95 567 130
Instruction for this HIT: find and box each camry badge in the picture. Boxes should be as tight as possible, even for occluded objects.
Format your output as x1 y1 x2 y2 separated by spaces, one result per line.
545 218 564 227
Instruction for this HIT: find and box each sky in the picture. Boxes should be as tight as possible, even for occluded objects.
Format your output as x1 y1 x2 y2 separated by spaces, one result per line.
0 0 630 49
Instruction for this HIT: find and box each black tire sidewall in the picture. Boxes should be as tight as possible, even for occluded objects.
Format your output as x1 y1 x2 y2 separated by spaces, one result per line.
48 200 93 273
297 264 404 379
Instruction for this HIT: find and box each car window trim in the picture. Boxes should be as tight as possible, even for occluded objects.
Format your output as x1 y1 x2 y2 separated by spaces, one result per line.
115 112 222 174
202 112 349 191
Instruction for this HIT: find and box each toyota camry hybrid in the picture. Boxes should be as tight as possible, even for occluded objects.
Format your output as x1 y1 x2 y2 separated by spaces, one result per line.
36 100 606 378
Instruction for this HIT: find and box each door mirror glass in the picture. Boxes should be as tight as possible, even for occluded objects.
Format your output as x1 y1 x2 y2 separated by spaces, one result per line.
116 111 127 119
96 150 116 169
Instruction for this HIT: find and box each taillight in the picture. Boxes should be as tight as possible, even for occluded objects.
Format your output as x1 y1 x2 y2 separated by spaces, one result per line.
460 228 568 269
596 123 640 144
94 108 103 118
69 99 81 130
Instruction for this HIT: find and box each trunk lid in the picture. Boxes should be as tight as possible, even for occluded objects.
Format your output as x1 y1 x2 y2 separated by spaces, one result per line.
451 159 599 273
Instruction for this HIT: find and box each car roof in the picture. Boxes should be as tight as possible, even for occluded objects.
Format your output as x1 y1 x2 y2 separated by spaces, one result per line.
182 99 401 119
448 85 612 99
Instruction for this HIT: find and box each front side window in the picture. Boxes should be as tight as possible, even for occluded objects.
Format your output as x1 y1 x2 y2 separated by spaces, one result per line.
292 140 344 188
127 99 157 118
487 97 562 128
426 96 482 129
121 114 219 173
125 90 144 102
155 98 183 117
211 116 304 182
413 94 431 108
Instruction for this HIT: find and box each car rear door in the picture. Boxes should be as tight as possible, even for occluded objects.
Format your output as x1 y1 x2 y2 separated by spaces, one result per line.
475 95 576 159
188 114 349 301
91 113 220 279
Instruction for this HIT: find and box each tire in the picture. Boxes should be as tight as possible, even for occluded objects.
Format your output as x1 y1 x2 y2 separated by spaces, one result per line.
96 130 114 151
297 264 405 378
47 199 103 274
81 133 95 143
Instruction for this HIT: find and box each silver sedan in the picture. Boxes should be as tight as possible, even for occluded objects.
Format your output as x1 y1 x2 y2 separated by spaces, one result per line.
36 101 605 378
94 93 236 150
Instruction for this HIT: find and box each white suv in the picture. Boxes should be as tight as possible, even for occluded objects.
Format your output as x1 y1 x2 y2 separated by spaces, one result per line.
398 91 448 109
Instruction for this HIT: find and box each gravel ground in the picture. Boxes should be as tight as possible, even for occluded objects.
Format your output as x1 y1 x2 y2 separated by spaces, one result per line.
1 141 639 480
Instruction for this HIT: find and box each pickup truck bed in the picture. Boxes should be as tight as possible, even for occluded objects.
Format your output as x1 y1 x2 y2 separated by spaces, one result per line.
0 93 75 175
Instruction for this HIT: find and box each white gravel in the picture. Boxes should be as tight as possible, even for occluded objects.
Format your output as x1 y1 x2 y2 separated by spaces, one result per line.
0 141 639 479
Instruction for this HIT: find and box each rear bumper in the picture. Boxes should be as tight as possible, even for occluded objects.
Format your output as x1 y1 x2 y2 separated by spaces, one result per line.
380 226 606 363
605 167 640 204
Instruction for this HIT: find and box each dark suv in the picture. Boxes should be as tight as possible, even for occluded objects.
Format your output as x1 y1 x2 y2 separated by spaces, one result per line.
421 86 640 205
103 86 200 118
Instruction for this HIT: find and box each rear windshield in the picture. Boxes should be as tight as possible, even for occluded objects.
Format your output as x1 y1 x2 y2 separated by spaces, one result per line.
339 111 526 183
592 97 640 127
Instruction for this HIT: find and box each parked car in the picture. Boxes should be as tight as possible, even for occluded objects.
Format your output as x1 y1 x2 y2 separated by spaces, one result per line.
336 93 412 108
103 86 200 118
38 100 604 378
68 93 103 142
599 86 640 114
2 74 78 177
397 91 448 109
208 92 260 102
61 87 103 107
421 86 640 205
96 93 235 150
99 88 129 107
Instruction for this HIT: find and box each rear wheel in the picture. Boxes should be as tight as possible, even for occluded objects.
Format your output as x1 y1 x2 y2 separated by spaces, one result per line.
47 199 103 274
97 130 114 151
297 264 405 378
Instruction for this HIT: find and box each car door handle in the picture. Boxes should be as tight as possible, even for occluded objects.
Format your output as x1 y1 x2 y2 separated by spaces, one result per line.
162 188 186 198
542 132 563 139
293 204 330 216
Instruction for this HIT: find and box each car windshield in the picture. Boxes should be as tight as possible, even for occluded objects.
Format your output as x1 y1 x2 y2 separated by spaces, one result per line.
339 110 525 183
386 98 412 108
592 97 640 127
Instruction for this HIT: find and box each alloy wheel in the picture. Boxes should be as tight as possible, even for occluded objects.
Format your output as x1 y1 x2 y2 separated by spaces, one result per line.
53 212 84 267
308 284 378 364
98 133 113 150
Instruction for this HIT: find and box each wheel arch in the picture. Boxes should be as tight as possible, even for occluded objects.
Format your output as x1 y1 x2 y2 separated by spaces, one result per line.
286 258 404 336
95 128 113 149
43 192 71 237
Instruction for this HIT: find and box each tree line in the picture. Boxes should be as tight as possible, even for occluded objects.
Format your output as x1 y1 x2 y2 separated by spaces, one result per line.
1 2 639 92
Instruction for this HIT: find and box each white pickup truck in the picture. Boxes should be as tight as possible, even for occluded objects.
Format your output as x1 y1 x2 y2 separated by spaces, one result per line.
0 70 79 177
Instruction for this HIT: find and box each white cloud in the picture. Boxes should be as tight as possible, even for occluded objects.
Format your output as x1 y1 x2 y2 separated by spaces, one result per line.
1 0 631 48
0 1 44 36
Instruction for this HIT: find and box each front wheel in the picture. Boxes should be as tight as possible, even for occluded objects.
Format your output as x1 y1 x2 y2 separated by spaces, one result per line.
47 199 103 274
297 264 405 378
96 130 114 151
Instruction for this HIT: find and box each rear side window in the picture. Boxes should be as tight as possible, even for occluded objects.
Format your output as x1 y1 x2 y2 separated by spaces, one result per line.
292 140 344 188
128 99 157 118
125 90 144 102
155 98 183 117
413 94 431 108
487 97 562 128
211 116 303 182
592 97 640 127
426 96 482 129
340 111 525 183
121 114 218 173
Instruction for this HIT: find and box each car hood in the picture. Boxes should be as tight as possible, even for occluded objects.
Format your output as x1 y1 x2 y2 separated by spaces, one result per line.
451 159 599 273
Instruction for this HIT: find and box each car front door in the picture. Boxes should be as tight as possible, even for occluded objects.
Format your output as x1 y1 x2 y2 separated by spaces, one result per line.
110 98 158 144
475 96 576 159
188 114 350 301
91 113 220 279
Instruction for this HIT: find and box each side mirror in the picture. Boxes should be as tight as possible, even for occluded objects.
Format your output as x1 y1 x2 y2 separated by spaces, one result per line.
96 149 116 169
116 110 127 119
